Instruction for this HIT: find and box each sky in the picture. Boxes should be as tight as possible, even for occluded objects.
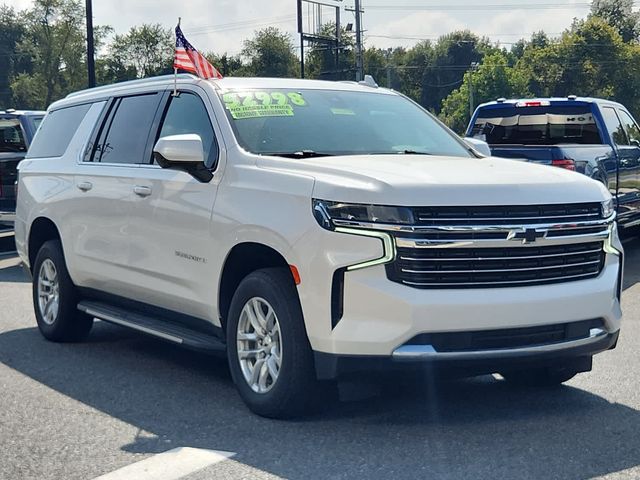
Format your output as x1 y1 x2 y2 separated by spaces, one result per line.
3 0 591 55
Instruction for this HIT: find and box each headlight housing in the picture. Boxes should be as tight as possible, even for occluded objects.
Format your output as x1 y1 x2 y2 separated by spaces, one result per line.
602 198 615 219
313 199 414 230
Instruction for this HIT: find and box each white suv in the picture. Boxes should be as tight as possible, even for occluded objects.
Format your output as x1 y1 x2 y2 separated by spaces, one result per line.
15 75 623 418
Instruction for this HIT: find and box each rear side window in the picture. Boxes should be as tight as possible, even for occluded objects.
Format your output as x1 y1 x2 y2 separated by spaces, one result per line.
27 104 91 158
92 93 161 164
157 92 218 168
601 107 628 147
0 118 26 153
472 105 603 145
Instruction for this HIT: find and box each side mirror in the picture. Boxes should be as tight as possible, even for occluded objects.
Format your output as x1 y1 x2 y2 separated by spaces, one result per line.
630 138 640 148
463 137 492 157
153 134 212 182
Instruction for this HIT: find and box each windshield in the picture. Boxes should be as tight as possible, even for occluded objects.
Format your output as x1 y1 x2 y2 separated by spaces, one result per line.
471 105 603 146
219 88 471 158
0 118 26 153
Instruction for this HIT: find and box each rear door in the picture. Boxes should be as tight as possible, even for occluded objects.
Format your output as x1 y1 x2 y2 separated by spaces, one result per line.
125 86 222 319
69 92 164 295
600 106 640 223
0 116 27 216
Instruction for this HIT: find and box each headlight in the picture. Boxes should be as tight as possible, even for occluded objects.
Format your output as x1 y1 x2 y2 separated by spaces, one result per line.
313 199 414 230
602 198 615 219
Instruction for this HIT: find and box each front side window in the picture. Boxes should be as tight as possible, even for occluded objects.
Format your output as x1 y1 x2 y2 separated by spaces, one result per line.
0 118 26 153
157 92 218 168
218 88 471 158
601 107 628 147
618 110 640 146
93 93 161 164
27 104 91 158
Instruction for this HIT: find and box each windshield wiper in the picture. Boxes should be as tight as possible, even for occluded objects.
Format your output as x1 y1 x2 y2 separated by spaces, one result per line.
263 150 335 159
400 149 432 155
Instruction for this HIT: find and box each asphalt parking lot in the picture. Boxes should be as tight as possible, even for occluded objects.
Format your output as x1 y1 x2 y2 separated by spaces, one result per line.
1 232 639 480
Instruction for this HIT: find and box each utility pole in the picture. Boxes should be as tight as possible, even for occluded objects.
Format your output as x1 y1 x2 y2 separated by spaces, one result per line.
469 61 479 119
85 0 96 88
353 0 364 81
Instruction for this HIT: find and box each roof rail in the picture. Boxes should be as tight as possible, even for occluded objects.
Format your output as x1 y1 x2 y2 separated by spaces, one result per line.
66 74 199 98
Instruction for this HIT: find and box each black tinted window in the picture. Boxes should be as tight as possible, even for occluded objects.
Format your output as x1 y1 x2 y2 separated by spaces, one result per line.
157 92 218 168
27 104 91 158
94 93 160 164
472 105 602 145
601 107 628 147
0 118 26 153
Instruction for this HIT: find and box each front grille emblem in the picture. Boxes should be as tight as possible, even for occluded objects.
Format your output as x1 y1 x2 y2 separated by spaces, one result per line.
507 228 548 244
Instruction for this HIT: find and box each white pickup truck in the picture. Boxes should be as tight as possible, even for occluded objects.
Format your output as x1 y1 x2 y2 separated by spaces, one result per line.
15 75 623 418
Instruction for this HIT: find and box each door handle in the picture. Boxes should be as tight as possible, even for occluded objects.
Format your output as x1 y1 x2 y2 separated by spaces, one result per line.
133 185 152 197
77 181 93 192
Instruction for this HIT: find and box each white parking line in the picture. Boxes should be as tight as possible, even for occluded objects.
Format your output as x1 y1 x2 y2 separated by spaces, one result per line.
92 447 235 480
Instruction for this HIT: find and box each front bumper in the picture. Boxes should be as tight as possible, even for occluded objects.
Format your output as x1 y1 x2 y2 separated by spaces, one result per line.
315 328 619 380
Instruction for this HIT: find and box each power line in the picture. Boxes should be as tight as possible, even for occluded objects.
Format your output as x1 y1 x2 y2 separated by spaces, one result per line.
364 3 596 11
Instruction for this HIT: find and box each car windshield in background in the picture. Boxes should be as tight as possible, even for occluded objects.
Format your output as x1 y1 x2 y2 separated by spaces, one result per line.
0 118 26 153
472 105 603 146
219 88 472 158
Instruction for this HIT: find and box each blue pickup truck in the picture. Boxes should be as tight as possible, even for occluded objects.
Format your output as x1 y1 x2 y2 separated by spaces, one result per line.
0 109 44 226
467 97 640 230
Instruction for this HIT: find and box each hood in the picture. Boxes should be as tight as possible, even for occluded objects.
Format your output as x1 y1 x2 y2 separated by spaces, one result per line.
257 154 610 206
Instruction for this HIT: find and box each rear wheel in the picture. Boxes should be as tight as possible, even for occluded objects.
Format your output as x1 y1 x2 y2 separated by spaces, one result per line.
226 268 334 418
32 240 93 342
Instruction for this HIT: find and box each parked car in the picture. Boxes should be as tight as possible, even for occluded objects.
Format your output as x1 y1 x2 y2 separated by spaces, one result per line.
15 76 622 418
467 97 640 230
0 109 45 226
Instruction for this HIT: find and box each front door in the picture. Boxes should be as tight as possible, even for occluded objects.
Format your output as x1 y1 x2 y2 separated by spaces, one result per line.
616 108 640 225
601 106 640 224
126 87 223 320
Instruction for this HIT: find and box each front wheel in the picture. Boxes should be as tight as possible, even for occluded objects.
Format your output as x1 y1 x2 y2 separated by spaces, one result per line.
226 268 333 418
32 240 93 342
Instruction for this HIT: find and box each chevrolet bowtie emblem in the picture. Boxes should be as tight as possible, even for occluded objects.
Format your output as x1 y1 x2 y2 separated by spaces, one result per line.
507 228 548 244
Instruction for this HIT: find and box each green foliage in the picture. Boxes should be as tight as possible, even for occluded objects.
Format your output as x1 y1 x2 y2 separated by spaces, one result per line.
591 0 640 42
440 51 530 133
304 24 355 80
103 24 173 82
12 0 88 109
0 6 26 108
241 27 298 78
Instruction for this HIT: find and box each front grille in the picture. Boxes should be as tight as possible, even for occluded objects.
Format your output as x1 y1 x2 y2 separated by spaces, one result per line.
387 241 606 289
405 319 604 352
413 203 602 226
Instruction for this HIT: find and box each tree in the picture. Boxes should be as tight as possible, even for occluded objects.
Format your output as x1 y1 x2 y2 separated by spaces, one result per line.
420 31 495 113
440 51 530 133
11 0 87 109
0 6 26 108
304 23 355 81
591 0 640 42
242 27 298 78
103 24 173 82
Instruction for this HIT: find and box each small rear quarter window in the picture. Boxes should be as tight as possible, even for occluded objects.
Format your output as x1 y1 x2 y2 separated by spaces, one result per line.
27 104 91 158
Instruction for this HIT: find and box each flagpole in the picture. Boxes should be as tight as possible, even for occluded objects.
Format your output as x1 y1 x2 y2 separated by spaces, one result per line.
173 17 181 97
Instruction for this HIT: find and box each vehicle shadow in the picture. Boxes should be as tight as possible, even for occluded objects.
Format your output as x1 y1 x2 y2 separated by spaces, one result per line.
0 256 29 283
0 323 638 480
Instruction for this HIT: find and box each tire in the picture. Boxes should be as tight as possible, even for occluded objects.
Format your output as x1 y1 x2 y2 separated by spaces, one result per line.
32 239 93 342
501 365 580 387
226 267 333 418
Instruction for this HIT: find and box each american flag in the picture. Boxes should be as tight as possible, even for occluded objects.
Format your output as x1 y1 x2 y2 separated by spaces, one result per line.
174 24 223 79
